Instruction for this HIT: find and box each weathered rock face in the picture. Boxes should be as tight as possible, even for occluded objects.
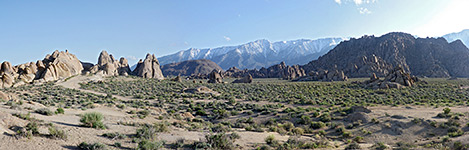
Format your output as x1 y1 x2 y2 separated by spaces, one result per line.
208 70 223 83
40 50 84 82
359 66 419 89
232 74 253 83
303 32 469 78
89 51 131 76
132 54 164 79
222 62 306 80
293 69 348 82
161 59 222 77
0 50 84 88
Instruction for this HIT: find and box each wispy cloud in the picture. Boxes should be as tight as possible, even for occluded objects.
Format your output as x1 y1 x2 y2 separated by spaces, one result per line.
334 0 376 14
334 0 341 5
358 7 371 14
223 36 231 41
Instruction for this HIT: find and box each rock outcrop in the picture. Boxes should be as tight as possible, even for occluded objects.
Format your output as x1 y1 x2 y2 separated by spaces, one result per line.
358 66 419 89
207 70 223 83
293 69 348 82
0 50 84 88
132 54 164 80
303 32 469 78
40 50 84 82
161 59 222 77
222 62 306 80
88 51 131 76
232 74 253 83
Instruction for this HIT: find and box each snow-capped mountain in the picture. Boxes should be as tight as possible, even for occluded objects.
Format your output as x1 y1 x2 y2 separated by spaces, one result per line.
443 29 469 47
158 37 348 70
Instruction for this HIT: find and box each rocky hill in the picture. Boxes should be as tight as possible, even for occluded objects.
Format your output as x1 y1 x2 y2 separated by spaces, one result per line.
161 59 222 77
158 38 347 70
303 32 469 78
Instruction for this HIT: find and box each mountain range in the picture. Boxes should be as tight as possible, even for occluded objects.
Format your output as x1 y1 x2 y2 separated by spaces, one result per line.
158 38 348 70
303 32 469 78
443 29 469 47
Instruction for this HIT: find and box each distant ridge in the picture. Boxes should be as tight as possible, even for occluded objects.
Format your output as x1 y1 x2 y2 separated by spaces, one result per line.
443 29 469 47
158 38 347 70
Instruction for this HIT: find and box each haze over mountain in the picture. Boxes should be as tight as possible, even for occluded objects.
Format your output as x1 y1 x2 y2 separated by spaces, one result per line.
303 32 469 78
158 38 347 70
443 29 469 47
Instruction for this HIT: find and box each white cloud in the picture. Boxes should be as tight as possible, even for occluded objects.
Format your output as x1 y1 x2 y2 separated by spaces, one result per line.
334 0 341 4
223 36 231 41
335 0 376 5
127 56 137 60
358 7 371 14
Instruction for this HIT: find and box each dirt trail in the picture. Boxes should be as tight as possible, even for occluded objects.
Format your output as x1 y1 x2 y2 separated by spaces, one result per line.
57 75 133 101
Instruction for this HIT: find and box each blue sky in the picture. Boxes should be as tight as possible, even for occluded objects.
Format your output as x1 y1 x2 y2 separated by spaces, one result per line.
1 0 468 66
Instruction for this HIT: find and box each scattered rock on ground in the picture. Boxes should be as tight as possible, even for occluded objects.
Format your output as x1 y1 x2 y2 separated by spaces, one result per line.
232 74 253 83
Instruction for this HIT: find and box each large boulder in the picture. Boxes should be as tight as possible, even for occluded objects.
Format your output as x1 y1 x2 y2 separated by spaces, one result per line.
132 54 164 79
40 50 84 82
232 74 253 83
207 70 223 83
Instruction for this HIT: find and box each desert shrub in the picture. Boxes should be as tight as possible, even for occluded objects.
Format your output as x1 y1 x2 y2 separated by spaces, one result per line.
102 132 127 139
80 112 105 129
310 121 326 129
345 142 361 150
137 139 165 150
13 113 32 120
319 113 331 122
372 142 388 150
78 142 107 150
205 132 239 150
354 136 364 143
265 135 279 146
35 108 54 116
293 127 304 135
26 121 40 135
55 108 65 114
48 126 67 140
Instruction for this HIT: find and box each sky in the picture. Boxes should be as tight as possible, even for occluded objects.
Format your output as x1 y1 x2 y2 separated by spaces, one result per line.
1 0 469 66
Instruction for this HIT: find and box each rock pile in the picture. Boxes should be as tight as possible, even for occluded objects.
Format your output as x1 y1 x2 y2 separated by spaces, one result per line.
0 50 83 88
132 54 165 80
232 74 253 83
360 66 418 89
293 69 348 82
207 70 223 83
88 51 131 76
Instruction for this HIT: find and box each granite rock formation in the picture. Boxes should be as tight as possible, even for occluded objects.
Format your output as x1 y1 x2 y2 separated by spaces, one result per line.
132 54 164 80
88 51 131 76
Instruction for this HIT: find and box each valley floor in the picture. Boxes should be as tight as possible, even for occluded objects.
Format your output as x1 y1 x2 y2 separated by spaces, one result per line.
0 75 468 150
